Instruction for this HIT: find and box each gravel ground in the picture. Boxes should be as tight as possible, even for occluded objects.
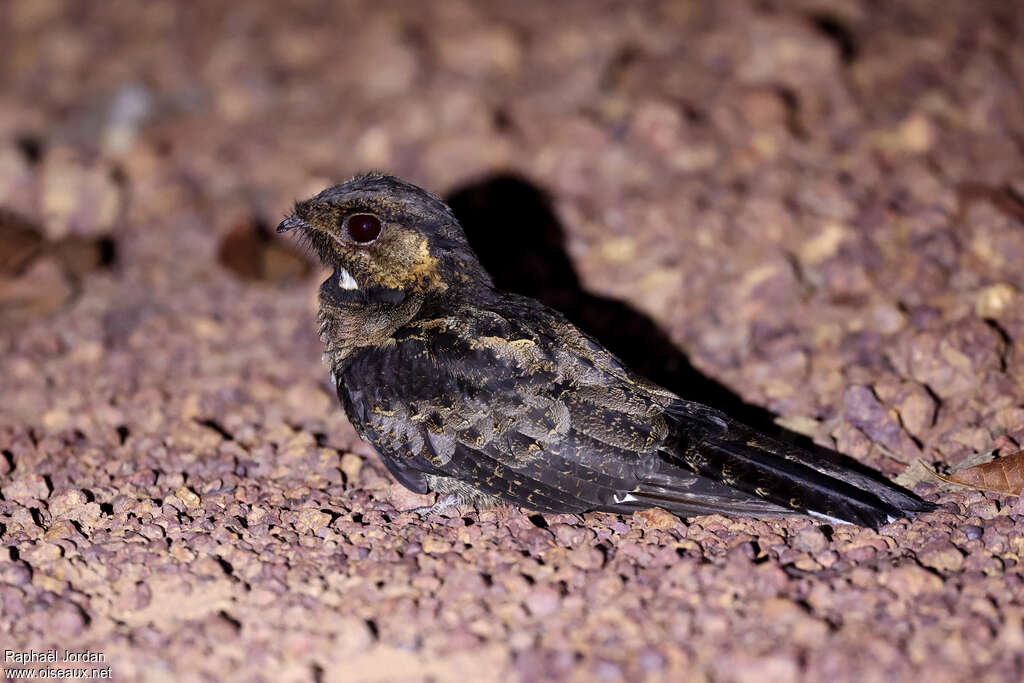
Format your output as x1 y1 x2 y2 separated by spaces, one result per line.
3 1 1024 681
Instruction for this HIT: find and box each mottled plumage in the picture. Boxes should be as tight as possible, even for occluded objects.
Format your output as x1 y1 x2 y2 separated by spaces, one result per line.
279 173 933 529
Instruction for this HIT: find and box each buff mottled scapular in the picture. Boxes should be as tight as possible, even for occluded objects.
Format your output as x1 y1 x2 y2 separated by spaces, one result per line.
279 173 934 528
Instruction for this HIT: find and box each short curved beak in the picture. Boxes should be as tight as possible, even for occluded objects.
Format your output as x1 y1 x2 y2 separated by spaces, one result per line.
276 215 309 234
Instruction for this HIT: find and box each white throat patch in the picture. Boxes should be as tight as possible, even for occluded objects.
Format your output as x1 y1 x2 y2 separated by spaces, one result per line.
338 267 359 290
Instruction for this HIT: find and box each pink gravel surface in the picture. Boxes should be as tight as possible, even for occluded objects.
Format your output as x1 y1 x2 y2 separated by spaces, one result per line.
2 1 1024 681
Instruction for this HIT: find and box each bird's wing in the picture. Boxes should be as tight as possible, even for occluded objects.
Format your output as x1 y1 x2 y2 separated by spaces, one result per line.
343 301 804 517
340 304 693 512
341 300 931 527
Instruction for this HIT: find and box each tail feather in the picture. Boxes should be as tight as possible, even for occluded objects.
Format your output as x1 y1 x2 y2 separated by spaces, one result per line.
603 459 799 519
650 408 935 529
723 420 935 515
695 435 904 528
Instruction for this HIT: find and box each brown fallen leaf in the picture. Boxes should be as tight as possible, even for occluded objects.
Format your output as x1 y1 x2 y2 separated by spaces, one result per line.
0 210 117 322
893 460 938 490
0 210 46 275
924 452 1024 495
0 257 75 321
955 182 1024 225
49 235 117 277
217 216 312 282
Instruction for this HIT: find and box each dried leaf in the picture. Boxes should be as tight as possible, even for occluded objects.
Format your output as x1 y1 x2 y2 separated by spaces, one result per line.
0 210 45 275
924 452 1024 495
956 182 1024 225
0 258 75 321
0 211 116 321
893 460 938 489
218 217 312 282
49 236 117 277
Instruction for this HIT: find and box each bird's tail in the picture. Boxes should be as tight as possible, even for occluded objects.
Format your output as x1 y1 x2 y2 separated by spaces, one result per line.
627 403 935 529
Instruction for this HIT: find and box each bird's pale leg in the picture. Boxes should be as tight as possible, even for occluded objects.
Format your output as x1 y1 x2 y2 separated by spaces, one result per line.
413 493 461 516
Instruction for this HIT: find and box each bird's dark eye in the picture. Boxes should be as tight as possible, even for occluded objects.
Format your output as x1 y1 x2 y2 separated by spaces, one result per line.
345 214 382 244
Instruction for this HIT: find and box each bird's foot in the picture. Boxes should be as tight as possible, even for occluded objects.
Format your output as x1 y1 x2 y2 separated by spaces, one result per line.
412 493 461 517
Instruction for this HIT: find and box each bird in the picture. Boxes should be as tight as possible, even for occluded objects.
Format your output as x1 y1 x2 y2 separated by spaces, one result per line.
278 173 934 529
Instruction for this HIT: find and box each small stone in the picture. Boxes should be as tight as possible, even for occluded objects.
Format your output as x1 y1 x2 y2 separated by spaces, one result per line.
0 561 32 586
43 519 78 541
3 474 50 503
247 507 267 525
792 526 829 553
893 387 937 441
568 545 605 570
455 525 481 544
41 408 72 431
110 494 136 514
170 544 196 563
204 612 242 640
880 564 943 596
792 555 822 572
516 526 555 555
284 381 332 418
897 113 935 153
175 486 201 509
634 507 681 530
903 321 1003 399
974 283 1017 319
340 453 363 482
140 523 165 540
49 601 87 638
967 501 999 520
814 550 839 568
49 488 88 517
998 610 1024 650
843 385 918 459
421 536 452 554
295 508 332 534
76 502 104 529
523 585 561 617
918 543 965 572
9 507 42 535
25 542 63 563
844 545 877 563
385 483 435 511
549 523 594 547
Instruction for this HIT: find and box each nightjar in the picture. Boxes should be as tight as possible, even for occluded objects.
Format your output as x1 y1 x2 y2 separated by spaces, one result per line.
279 173 933 528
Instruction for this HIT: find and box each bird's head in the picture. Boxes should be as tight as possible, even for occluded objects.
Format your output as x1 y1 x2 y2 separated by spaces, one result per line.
278 173 492 306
